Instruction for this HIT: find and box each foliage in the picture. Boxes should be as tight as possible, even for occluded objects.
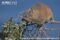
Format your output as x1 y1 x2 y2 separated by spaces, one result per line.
2 17 27 40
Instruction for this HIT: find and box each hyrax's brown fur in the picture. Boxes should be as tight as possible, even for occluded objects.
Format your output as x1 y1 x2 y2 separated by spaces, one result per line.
22 3 53 25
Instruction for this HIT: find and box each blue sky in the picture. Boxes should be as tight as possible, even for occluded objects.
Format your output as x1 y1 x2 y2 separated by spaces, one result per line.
0 0 60 24
0 0 60 38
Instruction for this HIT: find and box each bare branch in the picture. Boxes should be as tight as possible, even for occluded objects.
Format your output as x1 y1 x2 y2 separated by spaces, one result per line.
48 20 60 24
45 28 60 31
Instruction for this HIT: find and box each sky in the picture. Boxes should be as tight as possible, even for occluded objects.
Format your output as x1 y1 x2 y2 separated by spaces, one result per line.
0 0 60 38
0 0 60 24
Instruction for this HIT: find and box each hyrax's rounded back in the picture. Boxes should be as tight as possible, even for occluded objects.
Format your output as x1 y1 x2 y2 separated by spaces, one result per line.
22 3 53 24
